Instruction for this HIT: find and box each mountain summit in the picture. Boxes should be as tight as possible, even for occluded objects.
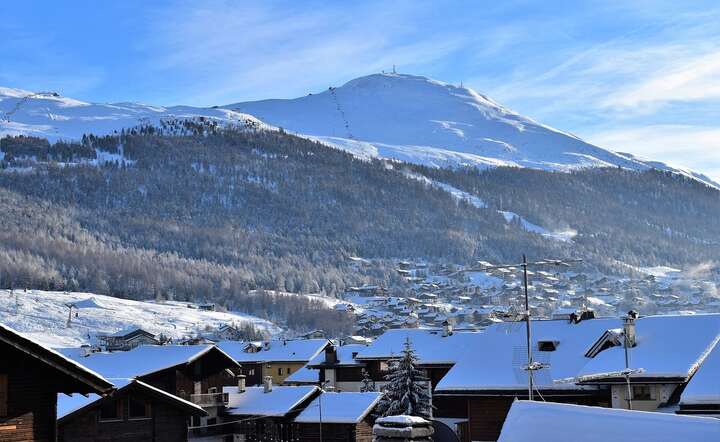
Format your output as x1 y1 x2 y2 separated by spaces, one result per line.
227 73 717 187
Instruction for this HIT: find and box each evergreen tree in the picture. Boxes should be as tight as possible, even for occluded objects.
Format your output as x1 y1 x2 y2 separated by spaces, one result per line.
375 338 432 418
360 368 376 392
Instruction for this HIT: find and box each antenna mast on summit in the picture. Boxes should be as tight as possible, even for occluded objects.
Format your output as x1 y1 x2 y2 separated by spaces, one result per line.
392 64 396 74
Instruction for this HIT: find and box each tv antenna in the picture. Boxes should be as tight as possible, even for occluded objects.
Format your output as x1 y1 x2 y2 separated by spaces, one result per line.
456 256 582 400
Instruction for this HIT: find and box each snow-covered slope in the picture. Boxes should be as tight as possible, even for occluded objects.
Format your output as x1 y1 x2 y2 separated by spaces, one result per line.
2 74 717 188
0 289 279 348
226 73 718 188
0 86 269 140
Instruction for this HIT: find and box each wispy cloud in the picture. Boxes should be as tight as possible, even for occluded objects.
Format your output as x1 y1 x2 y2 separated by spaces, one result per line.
587 124 720 179
138 0 467 104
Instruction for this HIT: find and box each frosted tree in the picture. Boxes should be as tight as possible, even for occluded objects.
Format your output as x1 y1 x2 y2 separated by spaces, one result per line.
374 338 432 418
360 368 376 392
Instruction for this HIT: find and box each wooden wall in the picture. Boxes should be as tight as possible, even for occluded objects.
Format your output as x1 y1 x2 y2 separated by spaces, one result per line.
0 345 60 442
58 388 191 442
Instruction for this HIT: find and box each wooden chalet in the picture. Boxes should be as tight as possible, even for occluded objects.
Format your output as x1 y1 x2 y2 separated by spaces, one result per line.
98 327 160 352
0 323 113 442
60 344 241 431
57 378 207 442
61 344 240 402
294 392 381 442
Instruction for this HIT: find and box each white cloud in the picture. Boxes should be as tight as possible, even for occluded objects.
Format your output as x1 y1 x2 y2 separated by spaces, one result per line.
600 49 720 110
586 125 720 181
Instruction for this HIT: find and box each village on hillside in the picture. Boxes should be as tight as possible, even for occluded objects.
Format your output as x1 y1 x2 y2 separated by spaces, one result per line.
1 257 719 441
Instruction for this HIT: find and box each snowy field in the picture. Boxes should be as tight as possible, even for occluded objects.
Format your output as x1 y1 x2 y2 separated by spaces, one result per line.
0 289 279 348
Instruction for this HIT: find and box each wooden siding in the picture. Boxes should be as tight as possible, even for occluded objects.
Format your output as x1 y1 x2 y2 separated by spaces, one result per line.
0 345 61 442
58 387 192 442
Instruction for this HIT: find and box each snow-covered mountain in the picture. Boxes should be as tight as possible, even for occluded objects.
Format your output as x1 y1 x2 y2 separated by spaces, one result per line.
227 73 718 188
0 86 269 140
1 74 717 188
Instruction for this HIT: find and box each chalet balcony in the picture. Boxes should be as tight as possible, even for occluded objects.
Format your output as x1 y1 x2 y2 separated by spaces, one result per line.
190 392 229 407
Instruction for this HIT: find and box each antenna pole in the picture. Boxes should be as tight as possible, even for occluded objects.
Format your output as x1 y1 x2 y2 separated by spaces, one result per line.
523 254 533 400
624 328 632 410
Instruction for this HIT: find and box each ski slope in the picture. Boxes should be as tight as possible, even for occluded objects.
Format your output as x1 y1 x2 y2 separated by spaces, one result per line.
0 289 279 348
227 73 719 189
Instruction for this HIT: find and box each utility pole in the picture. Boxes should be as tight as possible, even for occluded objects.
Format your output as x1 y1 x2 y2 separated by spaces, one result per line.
456 256 582 400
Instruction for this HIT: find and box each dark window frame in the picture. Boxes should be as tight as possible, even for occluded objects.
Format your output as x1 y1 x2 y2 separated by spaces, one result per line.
99 399 124 422
127 395 152 420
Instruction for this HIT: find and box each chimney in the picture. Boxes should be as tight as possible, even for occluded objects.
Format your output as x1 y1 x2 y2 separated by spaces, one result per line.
623 310 638 348
325 345 338 364
442 320 453 337
263 341 271 351
263 376 273 393
237 374 246 393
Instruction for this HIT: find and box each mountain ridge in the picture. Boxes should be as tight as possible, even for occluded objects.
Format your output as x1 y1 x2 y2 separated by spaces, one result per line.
1 73 717 189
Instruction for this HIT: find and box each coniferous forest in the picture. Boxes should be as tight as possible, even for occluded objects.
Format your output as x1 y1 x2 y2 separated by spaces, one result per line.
1 124 719 332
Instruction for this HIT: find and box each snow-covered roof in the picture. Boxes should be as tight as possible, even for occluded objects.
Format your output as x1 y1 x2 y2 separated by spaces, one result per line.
307 344 367 367
681 340 720 405
355 329 482 365
437 314 720 392
294 392 382 423
222 385 318 416
578 314 720 380
497 401 720 442
218 339 328 363
283 365 320 384
436 318 623 391
57 378 206 420
61 344 238 378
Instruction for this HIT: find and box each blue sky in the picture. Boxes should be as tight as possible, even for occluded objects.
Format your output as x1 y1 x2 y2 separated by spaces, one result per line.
3 1 720 179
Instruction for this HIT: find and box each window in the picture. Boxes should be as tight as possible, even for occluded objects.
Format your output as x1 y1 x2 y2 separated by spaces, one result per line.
247 368 255 376
99 399 123 421
0 374 7 417
632 385 653 401
278 367 283 375
128 396 151 419
538 341 558 352
287 367 292 374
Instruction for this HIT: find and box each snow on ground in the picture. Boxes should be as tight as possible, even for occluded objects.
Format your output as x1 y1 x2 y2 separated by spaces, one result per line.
0 87 271 142
403 170 487 208
0 289 279 348
499 210 576 242
247 289 343 308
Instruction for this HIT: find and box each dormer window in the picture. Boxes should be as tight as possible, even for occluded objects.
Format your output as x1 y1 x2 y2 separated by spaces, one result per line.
537 340 559 352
